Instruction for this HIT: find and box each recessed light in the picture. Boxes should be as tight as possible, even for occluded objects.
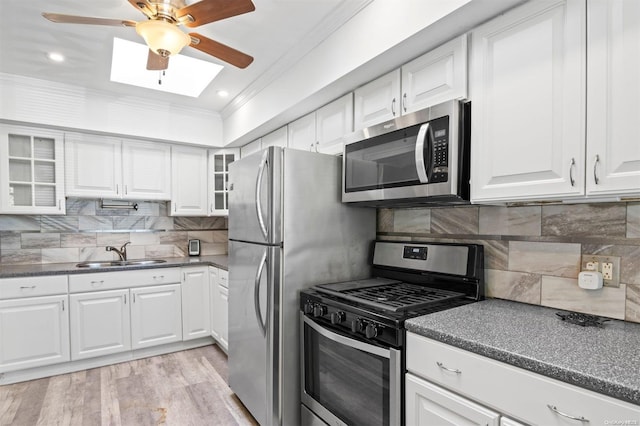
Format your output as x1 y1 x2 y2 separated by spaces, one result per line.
217 90 229 98
47 52 65 63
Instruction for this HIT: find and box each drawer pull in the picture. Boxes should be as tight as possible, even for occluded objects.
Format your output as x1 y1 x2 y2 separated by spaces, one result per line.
547 404 589 423
153 275 164 280
90 280 105 287
436 361 462 375
20 286 36 290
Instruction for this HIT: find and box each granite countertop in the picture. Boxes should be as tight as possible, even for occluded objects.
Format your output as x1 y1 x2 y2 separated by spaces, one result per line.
405 298 640 406
0 254 228 279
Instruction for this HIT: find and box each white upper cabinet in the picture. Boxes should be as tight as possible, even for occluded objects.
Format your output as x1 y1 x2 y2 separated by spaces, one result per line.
315 93 354 155
354 69 402 130
354 35 468 130
288 94 354 155
401 34 468 115
241 138 262 158
65 133 171 200
121 140 171 200
208 148 238 216
470 0 586 203
288 111 317 152
0 125 66 214
261 126 288 149
171 145 208 216
586 0 640 198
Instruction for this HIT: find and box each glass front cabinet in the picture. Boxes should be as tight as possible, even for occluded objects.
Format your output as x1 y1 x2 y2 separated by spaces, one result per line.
0 125 66 214
208 148 239 216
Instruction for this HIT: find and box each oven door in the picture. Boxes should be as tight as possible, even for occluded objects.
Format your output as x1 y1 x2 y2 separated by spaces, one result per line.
300 314 401 426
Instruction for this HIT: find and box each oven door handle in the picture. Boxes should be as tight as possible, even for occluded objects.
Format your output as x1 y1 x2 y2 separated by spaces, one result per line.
415 122 431 183
302 315 390 358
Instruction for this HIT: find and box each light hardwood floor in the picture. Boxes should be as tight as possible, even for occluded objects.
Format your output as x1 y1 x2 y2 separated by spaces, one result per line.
0 345 258 426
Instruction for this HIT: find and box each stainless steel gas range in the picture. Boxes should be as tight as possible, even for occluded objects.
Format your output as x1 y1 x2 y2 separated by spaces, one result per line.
299 241 484 426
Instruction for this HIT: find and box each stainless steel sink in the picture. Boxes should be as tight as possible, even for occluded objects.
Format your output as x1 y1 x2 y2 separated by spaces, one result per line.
76 259 167 268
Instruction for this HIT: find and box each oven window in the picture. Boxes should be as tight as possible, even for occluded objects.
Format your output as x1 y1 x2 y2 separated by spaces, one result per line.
303 322 390 426
344 123 423 192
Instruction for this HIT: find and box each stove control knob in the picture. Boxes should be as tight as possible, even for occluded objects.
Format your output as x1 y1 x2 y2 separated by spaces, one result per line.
303 302 314 315
313 304 327 318
351 319 363 333
330 311 345 325
365 323 379 339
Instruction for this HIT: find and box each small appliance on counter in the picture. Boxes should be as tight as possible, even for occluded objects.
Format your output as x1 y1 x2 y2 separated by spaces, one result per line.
188 239 200 256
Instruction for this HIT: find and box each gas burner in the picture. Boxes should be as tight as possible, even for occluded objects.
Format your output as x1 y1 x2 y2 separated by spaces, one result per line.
556 311 610 327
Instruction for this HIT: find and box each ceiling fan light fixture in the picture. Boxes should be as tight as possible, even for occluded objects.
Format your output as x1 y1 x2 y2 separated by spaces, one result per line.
135 20 190 57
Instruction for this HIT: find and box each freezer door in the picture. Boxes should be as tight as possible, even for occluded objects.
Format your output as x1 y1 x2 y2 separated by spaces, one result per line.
228 240 280 426
228 147 282 245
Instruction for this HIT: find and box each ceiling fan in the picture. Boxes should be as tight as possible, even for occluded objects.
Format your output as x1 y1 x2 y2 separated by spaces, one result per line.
42 0 255 71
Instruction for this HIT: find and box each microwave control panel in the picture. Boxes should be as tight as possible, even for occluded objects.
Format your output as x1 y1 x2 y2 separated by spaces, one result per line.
429 116 449 183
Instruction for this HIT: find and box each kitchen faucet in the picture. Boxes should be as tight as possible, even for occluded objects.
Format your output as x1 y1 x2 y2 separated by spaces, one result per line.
106 242 131 261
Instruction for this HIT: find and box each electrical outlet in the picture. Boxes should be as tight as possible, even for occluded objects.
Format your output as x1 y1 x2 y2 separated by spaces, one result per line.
602 262 613 280
581 255 621 287
586 261 598 271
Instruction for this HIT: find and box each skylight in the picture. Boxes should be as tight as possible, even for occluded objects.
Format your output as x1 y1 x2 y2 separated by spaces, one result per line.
110 37 223 98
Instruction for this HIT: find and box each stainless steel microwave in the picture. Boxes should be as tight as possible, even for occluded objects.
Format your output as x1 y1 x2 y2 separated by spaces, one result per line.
342 100 470 207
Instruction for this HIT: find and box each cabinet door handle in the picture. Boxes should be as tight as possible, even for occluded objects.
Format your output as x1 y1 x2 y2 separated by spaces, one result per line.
61 299 65 311
402 93 407 112
546 404 589 423
593 154 600 185
116 184 119 195
315 141 319 153
436 361 462 374
58 200 62 211
124 294 127 304
133 293 136 303
124 185 128 195
391 98 396 116
569 158 576 186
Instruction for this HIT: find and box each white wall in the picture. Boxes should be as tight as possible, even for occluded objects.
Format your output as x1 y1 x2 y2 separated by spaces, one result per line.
0 73 223 147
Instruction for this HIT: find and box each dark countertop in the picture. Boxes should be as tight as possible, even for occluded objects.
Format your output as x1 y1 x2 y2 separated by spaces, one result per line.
0 255 228 279
405 298 640 406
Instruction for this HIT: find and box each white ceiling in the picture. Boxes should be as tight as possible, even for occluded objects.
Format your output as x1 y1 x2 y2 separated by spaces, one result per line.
0 0 370 116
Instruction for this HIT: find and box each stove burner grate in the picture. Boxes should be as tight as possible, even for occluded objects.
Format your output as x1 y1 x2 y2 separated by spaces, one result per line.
556 311 610 327
340 282 465 312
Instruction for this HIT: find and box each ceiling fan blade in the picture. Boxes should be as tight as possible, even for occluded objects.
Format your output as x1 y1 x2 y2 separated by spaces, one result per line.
147 50 169 71
42 12 136 27
189 33 253 69
178 0 255 28
127 0 155 19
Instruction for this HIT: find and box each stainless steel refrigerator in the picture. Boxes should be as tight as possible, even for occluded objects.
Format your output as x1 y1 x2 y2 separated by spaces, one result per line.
228 147 376 426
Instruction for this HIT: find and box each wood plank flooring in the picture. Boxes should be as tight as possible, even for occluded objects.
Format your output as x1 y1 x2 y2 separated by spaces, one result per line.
0 345 258 426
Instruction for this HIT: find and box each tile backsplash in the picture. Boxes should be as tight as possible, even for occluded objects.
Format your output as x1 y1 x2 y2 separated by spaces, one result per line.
0 198 228 265
377 202 640 323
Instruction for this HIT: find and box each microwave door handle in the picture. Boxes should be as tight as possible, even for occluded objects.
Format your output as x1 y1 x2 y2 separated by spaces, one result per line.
255 150 269 241
415 123 430 183
254 250 268 337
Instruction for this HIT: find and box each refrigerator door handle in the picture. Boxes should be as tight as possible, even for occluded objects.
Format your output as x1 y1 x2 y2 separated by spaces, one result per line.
254 250 268 337
255 150 269 241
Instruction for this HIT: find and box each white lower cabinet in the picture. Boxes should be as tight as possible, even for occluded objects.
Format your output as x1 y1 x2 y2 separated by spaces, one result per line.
69 289 131 360
0 294 70 373
406 373 500 426
130 284 182 349
406 332 640 425
182 266 211 340
209 266 229 352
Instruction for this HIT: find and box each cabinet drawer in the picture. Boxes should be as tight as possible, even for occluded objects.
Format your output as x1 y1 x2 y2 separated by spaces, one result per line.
407 333 640 424
0 275 68 299
69 268 181 293
219 269 228 288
